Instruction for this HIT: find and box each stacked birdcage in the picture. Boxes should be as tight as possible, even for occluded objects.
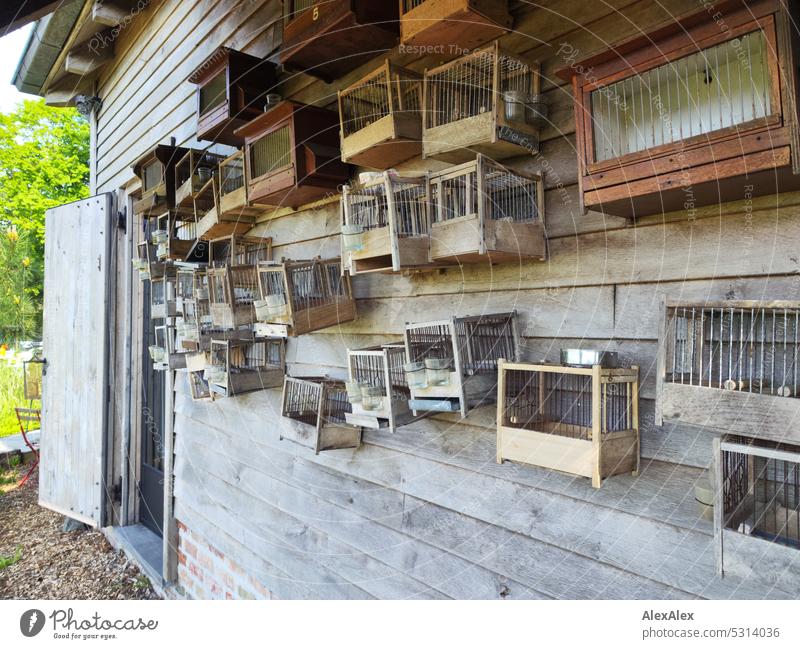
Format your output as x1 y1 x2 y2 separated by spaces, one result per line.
204 338 285 397
345 343 412 431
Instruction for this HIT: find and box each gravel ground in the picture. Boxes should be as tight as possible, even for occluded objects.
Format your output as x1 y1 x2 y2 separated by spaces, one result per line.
0 461 160 600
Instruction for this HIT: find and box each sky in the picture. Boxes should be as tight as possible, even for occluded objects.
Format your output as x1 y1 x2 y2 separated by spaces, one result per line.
0 24 38 113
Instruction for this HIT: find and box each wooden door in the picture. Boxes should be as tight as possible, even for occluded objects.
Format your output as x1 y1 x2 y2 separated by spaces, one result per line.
39 193 115 528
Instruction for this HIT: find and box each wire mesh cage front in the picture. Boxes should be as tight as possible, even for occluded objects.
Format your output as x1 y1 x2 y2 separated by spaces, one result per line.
343 175 428 237
722 437 800 550
210 235 272 268
206 338 284 394
282 377 352 427
250 125 292 180
663 303 800 397
349 345 410 401
175 151 223 194
209 266 260 308
219 152 245 199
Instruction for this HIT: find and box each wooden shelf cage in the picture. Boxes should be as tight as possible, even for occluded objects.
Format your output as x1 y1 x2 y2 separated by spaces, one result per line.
174 149 225 216
204 338 285 397
428 155 546 263
280 1 399 81
149 323 187 371
280 376 361 454
209 234 273 268
188 47 278 147
423 42 542 163
216 150 263 224
656 300 800 444
234 101 350 208
132 145 188 216
150 266 178 320
207 264 261 329
496 360 640 488
338 61 423 169
254 258 357 337
152 211 204 263
400 0 513 51
341 172 435 275
403 311 520 417
345 343 413 431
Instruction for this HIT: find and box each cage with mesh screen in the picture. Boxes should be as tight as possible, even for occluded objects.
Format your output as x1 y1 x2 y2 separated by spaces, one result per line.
400 0 512 51
204 338 285 397
150 265 179 320
216 150 264 223
496 359 640 488
423 42 542 163
281 376 361 453
132 145 189 216
403 312 520 418
338 61 423 169
188 47 278 147
280 1 399 82
341 172 439 275
207 264 262 330
255 258 357 337
234 101 350 208
428 155 546 264
656 300 800 444
174 149 225 217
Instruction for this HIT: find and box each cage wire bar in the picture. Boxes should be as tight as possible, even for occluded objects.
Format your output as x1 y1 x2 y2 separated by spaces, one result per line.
346 343 413 431
205 338 285 397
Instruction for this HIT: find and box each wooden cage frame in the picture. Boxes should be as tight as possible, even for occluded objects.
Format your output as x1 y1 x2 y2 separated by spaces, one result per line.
338 60 423 169
280 376 361 454
150 266 179 320
655 299 800 445
187 47 278 146
188 370 213 401
254 258 357 337
216 150 263 222
23 356 44 401
205 337 286 397
207 264 261 329
209 234 273 268
151 323 187 371
132 144 188 216
152 211 204 263
341 172 436 275
423 41 541 163
345 343 414 431
403 311 521 417
280 1 399 82
234 100 350 208
496 360 640 488
428 155 546 264
174 149 225 217
399 0 512 50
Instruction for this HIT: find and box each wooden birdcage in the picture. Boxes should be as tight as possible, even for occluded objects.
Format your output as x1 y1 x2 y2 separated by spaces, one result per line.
280 1 399 81
345 343 413 431
208 234 272 268
188 47 278 147
496 359 640 489
174 149 225 216
188 370 213 401
338 61 423 169
428 155 546 263
215 150 263 223
207 264 261 329
280 376 361 453
150 266 179 319
23 355 44 401
204 338 285 397
235 101 350 208
423 42 542 163
715 435 800 580
254 258 357 337
152 211 203 263
404 311 520 417
341 172 435 275
134 238 164 281
149 323 187 371
132 144 188 216
656 300 800 444
181 291 254 353
400 0 512 50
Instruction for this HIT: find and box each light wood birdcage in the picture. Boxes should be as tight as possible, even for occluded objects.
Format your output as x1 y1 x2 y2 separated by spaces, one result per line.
207 264 261 329
23 354 44 401
216 150 263 223
423 42 542 163
150 266 179 320
404 311 520 417
149 323 187 371
174 149 225 216
428 155 546 264
204 338 285 397
132 145 188 216
280 376 361 453
341 172 436 275
496 359 640 489
208 234 273 268
338 61 423 169
400 0 512 51
152 211 204 263
656 300 800 444
255 258 357 337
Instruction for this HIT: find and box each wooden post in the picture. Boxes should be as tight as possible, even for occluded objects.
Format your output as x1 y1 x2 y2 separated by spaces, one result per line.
712 436 724 577
654 297 668 426
591 364 602 488
632 365 640 476
496 360 506 464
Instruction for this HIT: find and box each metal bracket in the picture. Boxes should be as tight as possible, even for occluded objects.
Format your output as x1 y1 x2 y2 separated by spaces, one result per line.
117 207 127 232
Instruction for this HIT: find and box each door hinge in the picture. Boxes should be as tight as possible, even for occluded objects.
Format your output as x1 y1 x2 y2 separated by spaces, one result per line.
117 209 126 232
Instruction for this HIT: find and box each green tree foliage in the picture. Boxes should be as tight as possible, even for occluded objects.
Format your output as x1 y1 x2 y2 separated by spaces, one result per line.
0 99 90 341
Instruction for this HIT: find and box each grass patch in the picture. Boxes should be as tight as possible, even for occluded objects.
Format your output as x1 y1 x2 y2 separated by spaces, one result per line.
0 361 37 438
0 546 23 570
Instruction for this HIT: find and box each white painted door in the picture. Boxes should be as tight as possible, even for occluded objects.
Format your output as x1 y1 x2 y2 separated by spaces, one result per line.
39 193 115 527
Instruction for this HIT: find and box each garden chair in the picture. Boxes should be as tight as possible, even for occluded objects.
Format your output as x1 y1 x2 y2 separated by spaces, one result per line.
14 407 40 487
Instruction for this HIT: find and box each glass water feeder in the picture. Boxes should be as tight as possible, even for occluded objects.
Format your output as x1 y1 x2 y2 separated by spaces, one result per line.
341 224 365 252
425 358 452 386
149 345 167 363
360 386 384 411
346 380 364 404
404 361 427 389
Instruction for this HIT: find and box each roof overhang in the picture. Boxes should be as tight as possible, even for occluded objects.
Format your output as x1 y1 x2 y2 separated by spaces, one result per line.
1 0 63 33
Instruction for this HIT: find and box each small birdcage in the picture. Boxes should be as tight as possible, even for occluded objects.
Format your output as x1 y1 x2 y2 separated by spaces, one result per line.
496 357 640 488
204 338 285 397
345 343 414 431
152 211 202 262
656 300 800 444
208 234 272 268
280 1 399 81
150 267 179 319
280 376 360 454
404 312 520 417
423 42 542 163
188 370 213 401
716 435 800 578
255 258 357 337
428 155 546 263
174 149 224 216
400 0 512 50
23 354 44 401
149 323 187 371
134 238 164 281
235 101 350 208
341 172 436 275
188 47 278 146
132 144 188 216
217 150 263 222
207 265 261 329
338 61 423 169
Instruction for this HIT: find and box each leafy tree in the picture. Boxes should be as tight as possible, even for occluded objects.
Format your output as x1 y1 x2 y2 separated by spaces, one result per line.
0 227 39 341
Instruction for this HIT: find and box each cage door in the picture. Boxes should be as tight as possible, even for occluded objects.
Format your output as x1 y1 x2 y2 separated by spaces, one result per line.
39 193 115 528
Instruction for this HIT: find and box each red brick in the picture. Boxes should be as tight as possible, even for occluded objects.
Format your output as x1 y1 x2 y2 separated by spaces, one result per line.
176 521 187 533
188 561 204 583
220 570 235 590
182 539 198 559
198 552 214 572
177 551 187 566
226 557 245 577
207 543 225 560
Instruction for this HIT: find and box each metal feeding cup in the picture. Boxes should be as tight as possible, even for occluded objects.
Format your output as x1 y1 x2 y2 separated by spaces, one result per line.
560 349 620 368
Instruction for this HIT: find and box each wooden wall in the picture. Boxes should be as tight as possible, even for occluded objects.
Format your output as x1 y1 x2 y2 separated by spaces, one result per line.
94 0 800 598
